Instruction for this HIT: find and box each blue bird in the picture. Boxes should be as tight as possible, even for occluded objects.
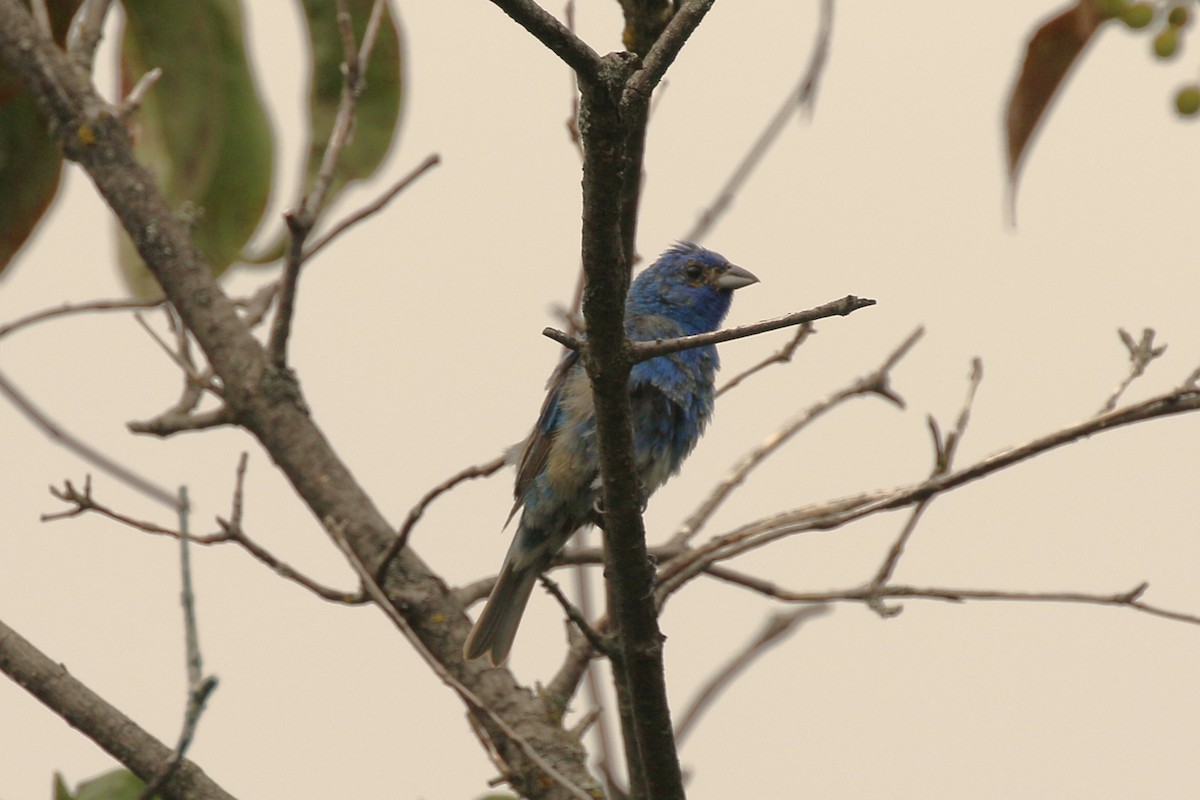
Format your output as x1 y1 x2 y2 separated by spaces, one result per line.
464 242 759 665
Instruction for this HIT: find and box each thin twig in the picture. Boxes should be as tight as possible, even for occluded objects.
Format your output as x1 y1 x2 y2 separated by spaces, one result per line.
657 381 1200 602
543 294 876 358
0 617 236 800
1100 327 1166 414
128 309 230 436
715 321 813 398
719 580 1200 627
137 487 218 800
867 357 983 597
686 0 835 241
42 472 367 605
633 295 874 360
67 0 114 71
301 153 441 264
373 454 506 583
568 528 619 793
539 574 612 657
0 297 163 340
562 0 583 158
128 407 235 437
178 487 203 687
30 0 50 34
1 370 178 509
270 0 388 367
119 67 162 119
325 518 596 800
670 327 922 547
133 311 211 387
673 605 831 745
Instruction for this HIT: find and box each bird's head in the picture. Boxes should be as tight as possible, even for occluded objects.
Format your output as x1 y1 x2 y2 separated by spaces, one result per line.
627 242 759 333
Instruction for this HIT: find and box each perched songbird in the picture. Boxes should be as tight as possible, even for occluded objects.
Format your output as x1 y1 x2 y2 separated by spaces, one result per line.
464 242 759 665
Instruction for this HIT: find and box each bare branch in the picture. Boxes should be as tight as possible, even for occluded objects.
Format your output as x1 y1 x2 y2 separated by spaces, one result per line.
42 473 367 605
67 0 114 71
129 406 235 437
485 0 601 81
0 297 164 340
539 574 613 658
686 0 835 241
325 519 596 800
670 327 922 547
728 581 1200 627
270 0 389 367
138 487 218 800
127 309 229 436
867 357 983 599
1100 327 1167 414
1 370 178 509
119 66 162 119
673 605 831 745
302 153 441 264
0 5 599 793
0 618 236 800
657 382 1200 602
627 0 717 97
636 295 875 360
715 321 813 398
566 528 619 795
543 294 876 357
132 311 214 389
373 454 507 583
30 0 50 34
217 518 368 604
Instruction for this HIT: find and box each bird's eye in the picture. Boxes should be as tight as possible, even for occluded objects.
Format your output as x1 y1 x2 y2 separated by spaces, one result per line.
684 263 704 281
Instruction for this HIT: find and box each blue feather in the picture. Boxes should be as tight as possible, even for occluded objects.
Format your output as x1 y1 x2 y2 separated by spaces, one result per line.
464 243 759 664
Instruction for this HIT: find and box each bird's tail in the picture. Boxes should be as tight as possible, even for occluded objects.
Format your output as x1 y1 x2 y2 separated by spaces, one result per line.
463 558 540 666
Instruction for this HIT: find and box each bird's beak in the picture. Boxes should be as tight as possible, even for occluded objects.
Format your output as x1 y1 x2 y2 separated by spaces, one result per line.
716 264 760 290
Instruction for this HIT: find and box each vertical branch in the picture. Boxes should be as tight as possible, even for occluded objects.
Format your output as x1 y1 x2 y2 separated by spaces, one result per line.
269 0 386 367
577 51 651 797
0 620 235 800
574 4 720 796
137 488 220 800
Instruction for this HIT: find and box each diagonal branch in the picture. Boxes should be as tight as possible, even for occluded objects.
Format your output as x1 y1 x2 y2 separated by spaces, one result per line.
715 321 813 398
0 8 599 795
686 0 835 242
0 618 236 800
0 369 178 509
627 0 717 96
670 326 920 547
485 0 601 80
656 382 1200 602
673 605 831 745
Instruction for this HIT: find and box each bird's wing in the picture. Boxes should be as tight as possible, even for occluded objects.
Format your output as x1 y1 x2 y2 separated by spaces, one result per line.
507 348 579 524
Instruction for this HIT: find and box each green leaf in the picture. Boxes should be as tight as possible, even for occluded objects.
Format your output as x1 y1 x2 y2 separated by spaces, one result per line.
246 0 404 264
118 0 274 297
0 0 83 278
53 772 74 800
54 769 159 800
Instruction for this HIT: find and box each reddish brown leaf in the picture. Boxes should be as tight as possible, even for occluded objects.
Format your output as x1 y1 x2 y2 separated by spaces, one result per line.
1005 1 1108 191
